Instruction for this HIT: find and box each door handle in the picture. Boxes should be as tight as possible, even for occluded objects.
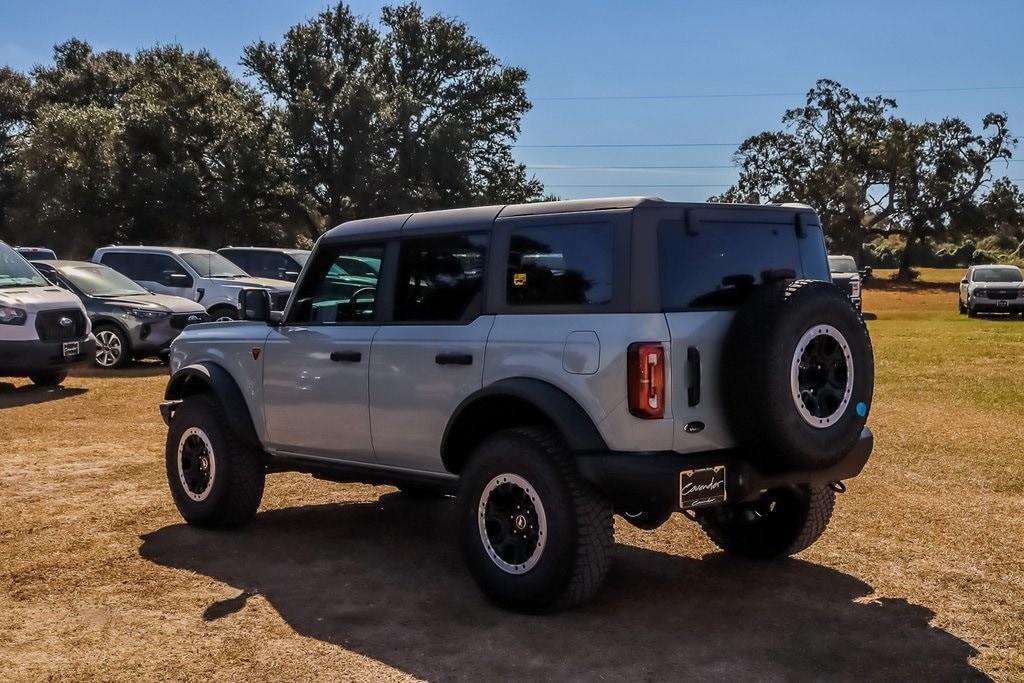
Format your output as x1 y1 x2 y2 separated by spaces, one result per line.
687 346 701 407
330 350 362 363
435 352 473 366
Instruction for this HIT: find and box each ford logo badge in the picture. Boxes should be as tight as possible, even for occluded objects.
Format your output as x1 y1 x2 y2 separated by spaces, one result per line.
58 316 73 327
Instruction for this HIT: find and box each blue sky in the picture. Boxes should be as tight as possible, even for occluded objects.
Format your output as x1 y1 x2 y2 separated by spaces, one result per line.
2 0 1022 201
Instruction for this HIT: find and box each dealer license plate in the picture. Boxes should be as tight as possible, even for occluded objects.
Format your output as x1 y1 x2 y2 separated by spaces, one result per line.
62 341 80 358
679 466 727 509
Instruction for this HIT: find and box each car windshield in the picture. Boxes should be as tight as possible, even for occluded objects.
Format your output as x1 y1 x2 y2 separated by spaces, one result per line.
973 267 1023 283
180 252 249 278
828 256 857 273
0 243 48 288
62 264 149 297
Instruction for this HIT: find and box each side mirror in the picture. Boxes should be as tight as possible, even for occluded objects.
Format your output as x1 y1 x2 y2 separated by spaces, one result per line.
167 272 191 287
239 288 271 322
860 266 872 280
960 278 969 285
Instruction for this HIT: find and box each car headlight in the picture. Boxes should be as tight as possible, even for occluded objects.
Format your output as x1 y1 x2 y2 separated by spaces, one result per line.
0 305 27 325
123 308 171 320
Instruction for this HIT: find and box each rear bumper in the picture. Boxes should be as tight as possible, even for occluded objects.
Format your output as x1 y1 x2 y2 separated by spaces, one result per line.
576 428 873 514
0 336 95 375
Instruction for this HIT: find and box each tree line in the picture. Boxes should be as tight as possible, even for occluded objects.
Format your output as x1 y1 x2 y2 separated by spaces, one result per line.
0 3 543 257
717 80 1022 278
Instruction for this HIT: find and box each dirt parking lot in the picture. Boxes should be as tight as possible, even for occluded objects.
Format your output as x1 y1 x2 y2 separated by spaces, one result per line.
1 279 1022 681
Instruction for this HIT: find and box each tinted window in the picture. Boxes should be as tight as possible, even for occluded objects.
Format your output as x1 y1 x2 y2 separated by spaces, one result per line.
659 219 802 309
507 223 613 306
395 234 487 322
290 243 384 324
219 250 251 272
249 251 300 280
101 252 188 282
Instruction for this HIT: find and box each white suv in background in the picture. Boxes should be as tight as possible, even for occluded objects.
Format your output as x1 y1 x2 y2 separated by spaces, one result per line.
91 246 294 321
0 241 94 386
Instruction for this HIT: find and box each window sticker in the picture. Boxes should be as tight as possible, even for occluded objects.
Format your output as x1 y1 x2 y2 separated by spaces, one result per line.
513 272 527 287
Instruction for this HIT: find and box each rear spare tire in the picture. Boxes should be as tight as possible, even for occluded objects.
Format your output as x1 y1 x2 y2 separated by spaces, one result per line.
721 279 873 471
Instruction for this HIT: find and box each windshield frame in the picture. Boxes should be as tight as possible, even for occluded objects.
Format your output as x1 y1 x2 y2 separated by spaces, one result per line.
60 264 150 298
179 251 249 279
0 242 49 288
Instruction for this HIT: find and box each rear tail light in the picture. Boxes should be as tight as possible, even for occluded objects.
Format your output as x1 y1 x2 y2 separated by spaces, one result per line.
628 342 665 419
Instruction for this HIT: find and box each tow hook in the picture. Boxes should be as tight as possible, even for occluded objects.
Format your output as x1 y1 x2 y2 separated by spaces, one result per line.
829 481 847 494
159 399 182 426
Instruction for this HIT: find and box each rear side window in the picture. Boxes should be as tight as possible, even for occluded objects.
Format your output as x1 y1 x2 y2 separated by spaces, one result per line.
658 219 803 309
507 223 613 306
394 234 487 322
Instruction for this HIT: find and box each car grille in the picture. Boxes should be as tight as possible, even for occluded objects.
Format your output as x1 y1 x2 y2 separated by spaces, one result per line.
984 289 1018 300
35 309 87 342
271 291 290 311
170 311 211 330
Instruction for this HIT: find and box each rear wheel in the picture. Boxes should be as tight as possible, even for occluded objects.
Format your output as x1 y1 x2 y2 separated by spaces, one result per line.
696 485 835 558
29 370 67 387
93 324 129 368
165 394 265 528
457 427 613 611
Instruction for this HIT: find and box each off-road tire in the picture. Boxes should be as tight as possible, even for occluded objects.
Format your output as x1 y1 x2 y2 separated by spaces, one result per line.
29 370 67 387
165 394 265 528
967 306 977 318
697 485 835 558
958 300 967 314
722 279 874 471
457 427 613 612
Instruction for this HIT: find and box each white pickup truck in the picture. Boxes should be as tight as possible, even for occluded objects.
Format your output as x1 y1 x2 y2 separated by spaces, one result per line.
0 241 94 386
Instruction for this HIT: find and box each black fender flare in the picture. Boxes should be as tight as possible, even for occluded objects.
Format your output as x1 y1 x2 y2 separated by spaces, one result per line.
164 361 260 446
441 378 607 471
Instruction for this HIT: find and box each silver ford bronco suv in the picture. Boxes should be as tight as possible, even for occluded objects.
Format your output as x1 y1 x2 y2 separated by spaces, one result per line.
160 197 874 611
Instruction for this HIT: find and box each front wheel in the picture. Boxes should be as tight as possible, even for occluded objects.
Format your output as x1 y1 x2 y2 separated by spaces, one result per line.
165 394 265 528
29 370 67 387
93 324 129 368
457 427 613 611
696 485 835 558
967 305 977 318
958 299 967 314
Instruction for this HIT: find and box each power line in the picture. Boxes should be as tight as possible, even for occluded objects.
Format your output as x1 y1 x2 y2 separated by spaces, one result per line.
533 85 1024 102
515 142 740 148
527 164 736 170
544 183 732 188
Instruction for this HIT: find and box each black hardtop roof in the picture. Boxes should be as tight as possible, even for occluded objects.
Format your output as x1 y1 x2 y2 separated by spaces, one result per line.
320 197 817 243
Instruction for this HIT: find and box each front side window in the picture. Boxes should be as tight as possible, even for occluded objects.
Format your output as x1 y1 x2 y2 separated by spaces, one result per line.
290 243 384 324
506 223 613 306
0 242 48 288
394 234 487 322
179 252 248 279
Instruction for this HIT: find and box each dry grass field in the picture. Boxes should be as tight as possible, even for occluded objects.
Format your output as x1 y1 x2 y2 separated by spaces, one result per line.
2 272 1022 681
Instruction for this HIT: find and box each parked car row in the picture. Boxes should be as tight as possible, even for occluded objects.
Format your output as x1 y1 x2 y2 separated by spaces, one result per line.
0 242 324 380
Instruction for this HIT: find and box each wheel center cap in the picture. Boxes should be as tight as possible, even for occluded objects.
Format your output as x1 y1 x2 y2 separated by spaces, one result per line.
514 514 527 531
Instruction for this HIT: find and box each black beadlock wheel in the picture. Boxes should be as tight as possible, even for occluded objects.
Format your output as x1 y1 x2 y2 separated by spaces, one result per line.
696 485 835 558
721 279 874 471
165 394 265 528
457 427 613 612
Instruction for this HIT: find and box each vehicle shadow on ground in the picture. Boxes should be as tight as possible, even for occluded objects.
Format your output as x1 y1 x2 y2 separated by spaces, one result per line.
140 493 988 681
0 382 87 409
73 361 167 379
